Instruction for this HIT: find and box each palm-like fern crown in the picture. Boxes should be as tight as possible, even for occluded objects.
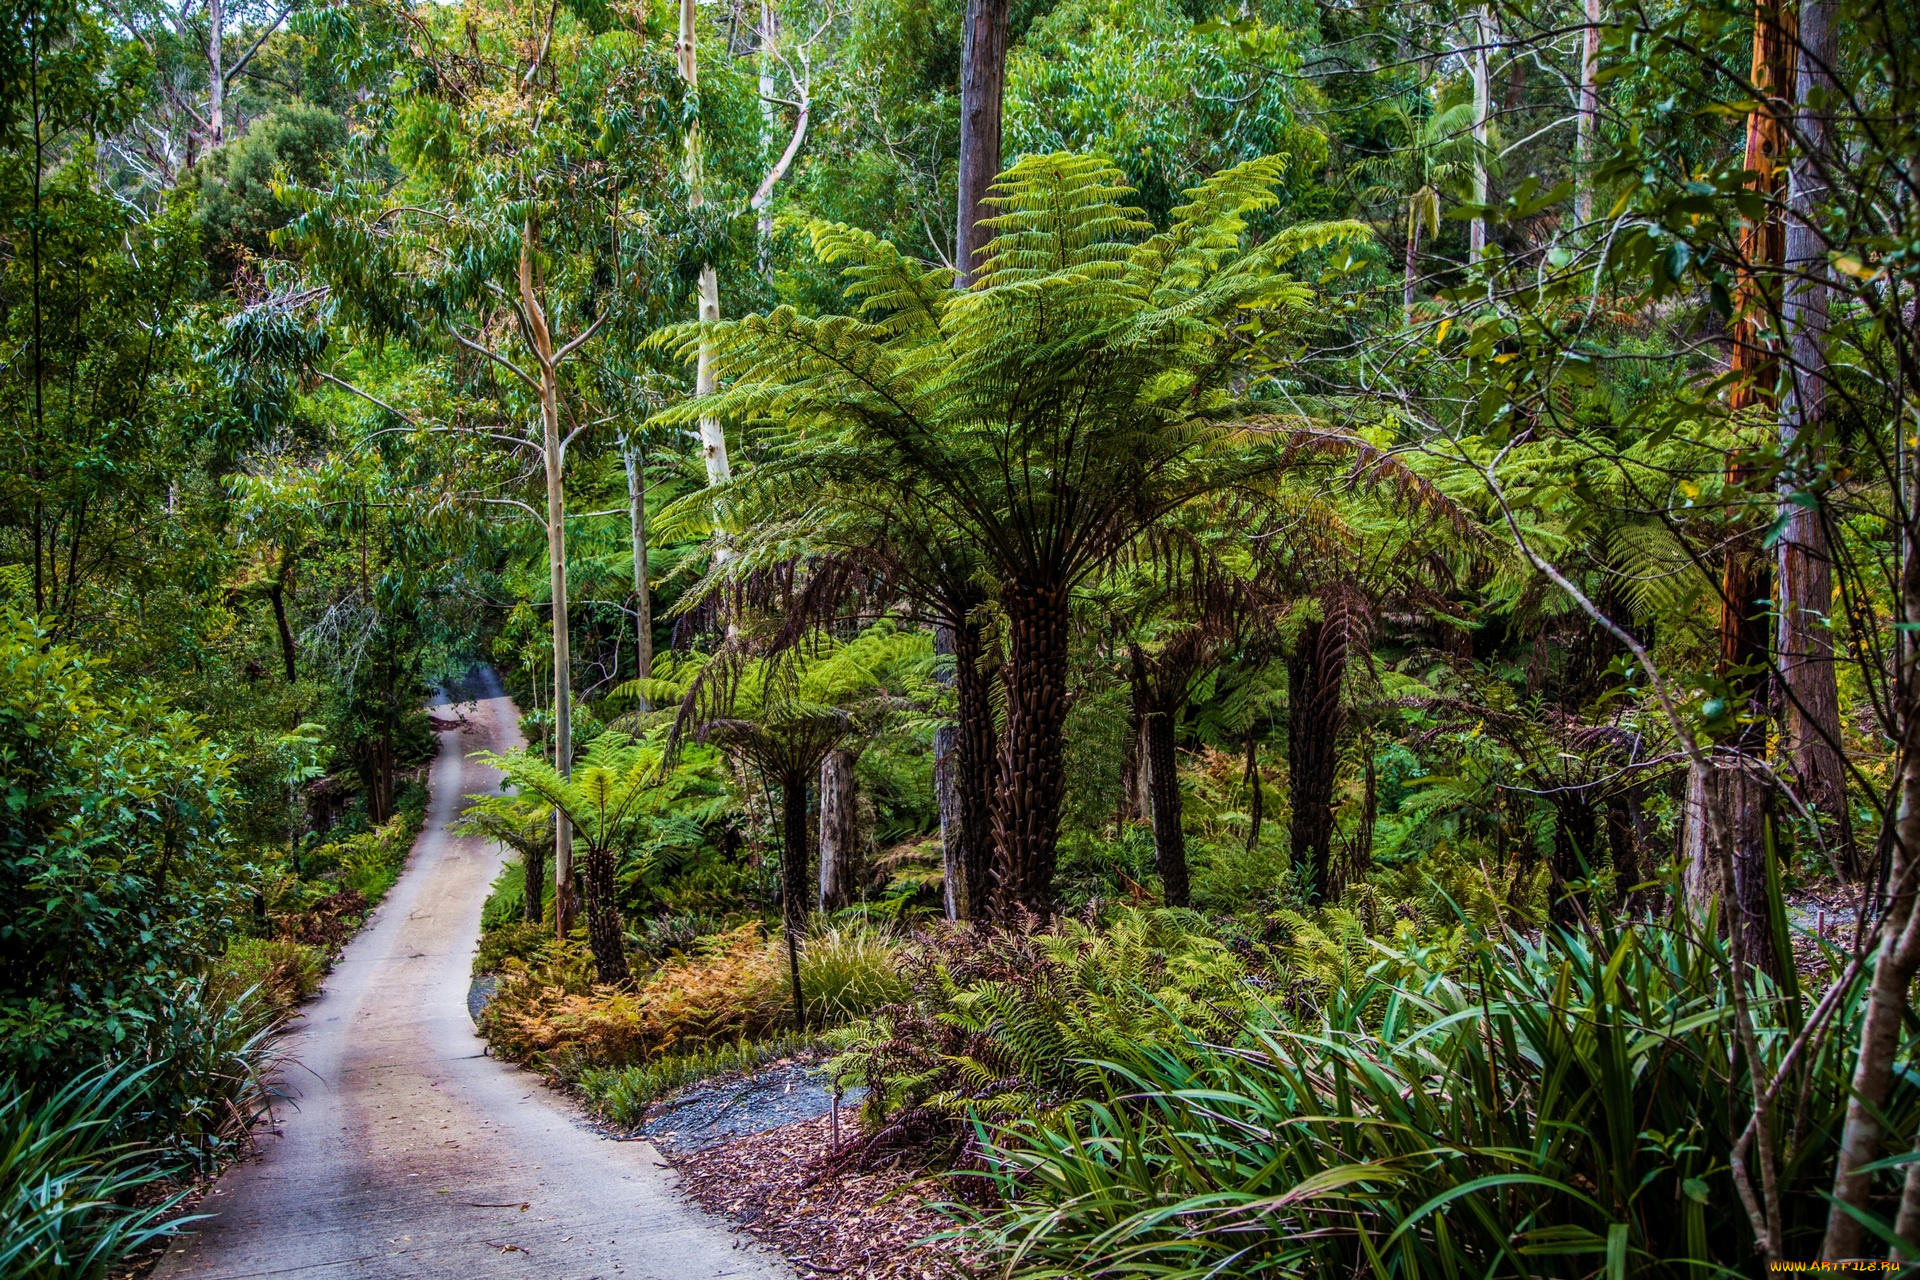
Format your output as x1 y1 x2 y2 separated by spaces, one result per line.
654 153 1371 587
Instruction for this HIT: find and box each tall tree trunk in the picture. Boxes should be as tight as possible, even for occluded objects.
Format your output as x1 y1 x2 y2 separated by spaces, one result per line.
1469 5 1491 260
992 578 1070 916
581 846 630 986
1140 702 1189 909
623 439 652 711
1288 603 1352 905
779 767 809 1028
679 0 730 487
1575 0 1601 225
523 229 576 940
955 0 1012 285
1778 0 1850 872
935 721 962 920
1692 0 1796 976
817 747 861 911
207 0 225 149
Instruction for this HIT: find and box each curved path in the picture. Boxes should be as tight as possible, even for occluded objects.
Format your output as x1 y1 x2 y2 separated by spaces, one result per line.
156 671 786 1280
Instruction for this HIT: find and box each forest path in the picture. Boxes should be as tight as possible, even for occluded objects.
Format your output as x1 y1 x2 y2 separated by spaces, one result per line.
153 670 786 1280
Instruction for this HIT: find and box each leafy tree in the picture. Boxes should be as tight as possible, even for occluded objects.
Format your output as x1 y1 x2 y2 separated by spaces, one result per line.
659 152 1369 913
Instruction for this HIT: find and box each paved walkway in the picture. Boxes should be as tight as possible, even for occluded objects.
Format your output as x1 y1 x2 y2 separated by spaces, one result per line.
155 671 786 1280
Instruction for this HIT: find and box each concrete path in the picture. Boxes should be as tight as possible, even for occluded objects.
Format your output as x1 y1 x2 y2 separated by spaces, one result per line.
155 670 786 1280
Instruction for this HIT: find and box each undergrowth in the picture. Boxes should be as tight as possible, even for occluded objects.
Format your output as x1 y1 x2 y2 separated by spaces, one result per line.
577 1032 823 1128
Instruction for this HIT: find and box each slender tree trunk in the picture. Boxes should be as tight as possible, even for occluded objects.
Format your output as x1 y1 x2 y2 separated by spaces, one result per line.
1576 0 1601 225
678 0 730 487
268 547 296 683
934 623 963 920
1141 704 1189 909
1245 726 1263 852
623 439 652 711
1288 602 1352 905
955 0 1012 284
1403 202 1421 313
950 607 1000 920
779 767 810 1027
757 0 779 265
581 847 630 986
522 229 576 939
992 578 1070 916
1469 5 1491 260
207 0 225 149
817 747 861 911
1778 0 1850 871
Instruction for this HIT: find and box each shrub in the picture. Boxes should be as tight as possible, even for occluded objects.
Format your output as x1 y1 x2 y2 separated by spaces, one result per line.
577 1032 822 1128
210 938 326 1010
480 925 788 1078
800 920 907 1023
963 919 1900 1276
828 908 1250 1158
0 1068 187 1280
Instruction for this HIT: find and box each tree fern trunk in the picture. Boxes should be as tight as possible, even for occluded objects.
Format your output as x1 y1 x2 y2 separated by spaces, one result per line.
522 844 547 925
581 846 629 987
1142 708 1189 908
1288 610 1350 905
779 766 810 1028
992 579 1070 916
952 610 1000 919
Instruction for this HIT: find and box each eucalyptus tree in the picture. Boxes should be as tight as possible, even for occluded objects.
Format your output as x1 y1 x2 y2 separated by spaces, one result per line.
278 1 687 934
656 153 1370 914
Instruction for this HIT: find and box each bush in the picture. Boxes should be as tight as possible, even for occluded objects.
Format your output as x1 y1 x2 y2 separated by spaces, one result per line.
577 1032 822 1128
480 925 789 1078
800 920 907 1022
210 938 327 1011
828 908 1250 1159
963 919 1899 1276
0 1068 187 1280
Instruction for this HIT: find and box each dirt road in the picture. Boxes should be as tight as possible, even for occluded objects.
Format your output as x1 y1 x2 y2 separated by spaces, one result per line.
154 672 786 1280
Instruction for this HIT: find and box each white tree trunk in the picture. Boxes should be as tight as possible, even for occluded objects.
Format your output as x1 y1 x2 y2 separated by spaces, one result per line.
207 0 225 148
679 0 730 488
623 439 651 712
1470 6 1491 260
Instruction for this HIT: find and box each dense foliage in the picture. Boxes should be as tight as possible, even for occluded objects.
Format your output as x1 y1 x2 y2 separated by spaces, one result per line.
6 0 1920 1270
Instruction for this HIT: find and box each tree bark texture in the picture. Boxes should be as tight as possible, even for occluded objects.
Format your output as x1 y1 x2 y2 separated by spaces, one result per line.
934 721 962 920
1245 727 1263 852
1141 708 1189 908
817 747 861 911
1469 5 1491 260
1778 0 1850 869
1288 605 1352 905
207 0 225 148
580 846 630 987
951 610 1000 919
992 579 1070 916
955 0 1011 284
779 767 810 1028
